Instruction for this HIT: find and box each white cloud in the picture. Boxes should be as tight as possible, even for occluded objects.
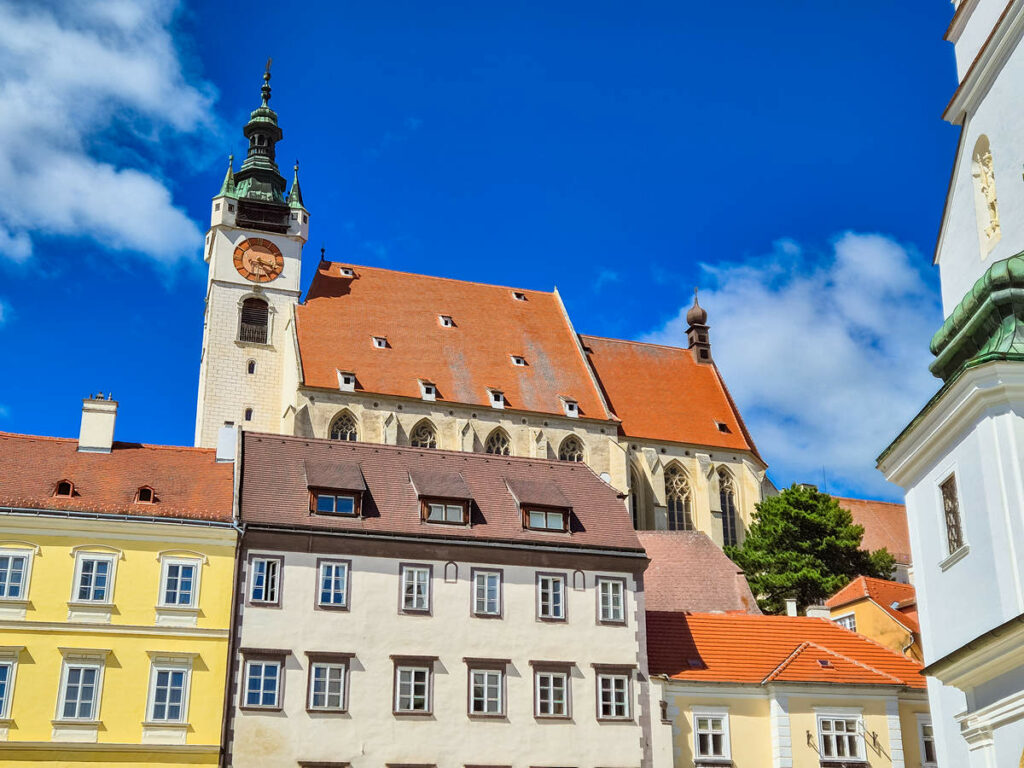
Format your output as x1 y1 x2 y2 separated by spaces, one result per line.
641 232 943 500
0 0 219 264
0 298 7 324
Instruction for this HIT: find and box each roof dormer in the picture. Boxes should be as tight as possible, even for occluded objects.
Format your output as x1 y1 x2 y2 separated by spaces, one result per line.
54 479 75 498
337 370 356 393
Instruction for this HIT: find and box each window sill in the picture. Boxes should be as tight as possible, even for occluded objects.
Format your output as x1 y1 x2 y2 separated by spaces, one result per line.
66 602 113 624
306 707 349 715
940 544 970 571
234 339 275 350
537 615 567 623
400 608 431 616
533 714 572 721
597 716 634 724
0 599 29 620
471 612 503 620
393 710 433 718
598 619 628 627
818 762 868 768
52 719 101 743
467 712 508 720
239 705 284 713
155 605 200 628
694 760 733 768
142 721 189 745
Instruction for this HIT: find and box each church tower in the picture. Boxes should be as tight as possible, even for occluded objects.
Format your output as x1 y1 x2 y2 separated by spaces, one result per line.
194 63 309 448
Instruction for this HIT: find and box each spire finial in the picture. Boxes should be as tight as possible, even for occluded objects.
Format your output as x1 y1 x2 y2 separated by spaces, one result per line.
686 286 707 326
320 244 326 261
261 57 273 107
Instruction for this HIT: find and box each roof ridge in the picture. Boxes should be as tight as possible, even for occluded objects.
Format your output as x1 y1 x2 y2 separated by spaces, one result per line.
762 641 812 683
314 262 555 298
579 333 688 353
808 642 907 685
0 432 216 454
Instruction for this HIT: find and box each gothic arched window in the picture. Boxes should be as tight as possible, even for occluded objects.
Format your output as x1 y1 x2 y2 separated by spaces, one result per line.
558 435 585 462
630 468 643 529
484 429 511 456
410 420 437 449
329 411 358 442
718 468 739 547
239 297 269 344
665 464 693 531
971 135 1001 255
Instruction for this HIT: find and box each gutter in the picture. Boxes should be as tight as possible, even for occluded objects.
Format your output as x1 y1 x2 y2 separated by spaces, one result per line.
0 506 235 529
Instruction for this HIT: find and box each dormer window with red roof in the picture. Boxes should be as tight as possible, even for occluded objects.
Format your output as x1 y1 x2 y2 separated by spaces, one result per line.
305 460 366 517
410 470 472 526
136 486 156 504
54 480 74 498
525 508 567 532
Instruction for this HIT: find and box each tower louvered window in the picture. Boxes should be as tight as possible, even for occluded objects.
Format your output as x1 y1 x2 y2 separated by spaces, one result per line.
329 412 358 442
239 298 269 344
719 469 739 548
484 429 511 456
665 465 694 531
941 475 963 555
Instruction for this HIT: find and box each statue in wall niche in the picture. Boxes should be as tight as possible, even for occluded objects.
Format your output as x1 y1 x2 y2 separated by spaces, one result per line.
974 149 1000 240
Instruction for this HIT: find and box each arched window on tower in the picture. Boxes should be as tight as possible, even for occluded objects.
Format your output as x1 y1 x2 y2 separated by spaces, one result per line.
558 435 585 462
484 428 511 456
630 468 643 529
410 420 438 449
665 464 694 531
329 411 358 442
971 135 1001 256
239 297 269 344
718 468 739 548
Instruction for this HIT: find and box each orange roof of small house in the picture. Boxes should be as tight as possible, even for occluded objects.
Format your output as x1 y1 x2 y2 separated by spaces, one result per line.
646 612 925 689
0 432 233 522
826 576 919 634
298 263 612 420
833 496 911 565
580 335 758 455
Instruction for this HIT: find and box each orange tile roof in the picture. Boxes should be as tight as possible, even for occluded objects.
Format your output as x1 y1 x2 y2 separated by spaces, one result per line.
826 576 919 634
298 263 612 419
580 335 757 455
833 496 911 565
646 612 925 689
0 432 234 522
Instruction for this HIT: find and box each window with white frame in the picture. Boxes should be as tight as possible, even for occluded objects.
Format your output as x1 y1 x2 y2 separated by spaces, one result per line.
160 557 200 608
693 710 730 759
470 668 503 715
244 660 282 709
525 508 567 532
0 660 15 719
401 565 431 612
73 552 116 603
817 713 864 760
834 613 857 632
473 570 501 616
537 574 566 620
597 673 630 719
598 578 625 623
309 662 347 711
318 561 349 608
148 663 190 723
0 550 29 600
919 716 936 766
249 557 280 604
534 670 568 717
58 662 102 720
395 666 431 712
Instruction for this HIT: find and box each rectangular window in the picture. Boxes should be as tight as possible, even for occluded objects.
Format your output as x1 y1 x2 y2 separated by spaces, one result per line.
395 666 430 713
309 663 346 711
244 661 281 709
470 669 503 715
75 555 114 603
598 578 625 623
919 718 936 765
526 509 566 531
315 493 357 516
149 667 188 722
473 570 501 617
318 561 349 608
249 557 280 604
940 474 964 555
537 574 566 620
597 674 630 719
694 711 730 758
0 662 13 719
60 664 101 720
401 565 431 613
535 671 568 717
818 715 863 760
425 501 466 524
0 554 27 599
161 560 198 607
834 613 857 632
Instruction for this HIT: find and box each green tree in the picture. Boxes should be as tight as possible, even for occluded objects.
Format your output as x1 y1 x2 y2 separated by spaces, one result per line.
724 484 896 614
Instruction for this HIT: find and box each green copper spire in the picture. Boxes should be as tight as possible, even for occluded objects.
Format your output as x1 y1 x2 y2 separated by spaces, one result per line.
287 161 304 208
217 154 236 197
233 58 287 204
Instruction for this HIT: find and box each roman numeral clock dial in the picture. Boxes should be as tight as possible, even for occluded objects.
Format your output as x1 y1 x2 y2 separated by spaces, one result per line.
233 238 284 282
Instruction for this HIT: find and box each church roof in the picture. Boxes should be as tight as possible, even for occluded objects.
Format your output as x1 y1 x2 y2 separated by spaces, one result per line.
833 496 912 566
0 432 233 522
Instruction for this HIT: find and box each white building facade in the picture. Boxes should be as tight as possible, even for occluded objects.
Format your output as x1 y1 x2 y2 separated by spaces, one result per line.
878 2 1024 765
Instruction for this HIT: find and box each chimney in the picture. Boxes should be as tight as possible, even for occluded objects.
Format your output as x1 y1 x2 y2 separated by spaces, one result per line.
78 394 117 453
805 605 831 619
784 598 798 617
216 422 238 463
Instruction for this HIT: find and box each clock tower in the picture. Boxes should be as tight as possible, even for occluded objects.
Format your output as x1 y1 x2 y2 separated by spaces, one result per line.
194 63 309 448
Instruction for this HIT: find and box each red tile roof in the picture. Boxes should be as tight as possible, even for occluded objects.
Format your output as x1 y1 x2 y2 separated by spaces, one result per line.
298 263 612 420
0 432 233 522
646 612 925 689
638 531 760 614
826 576 919 633
240 432 644 554
833 496 911 565
581 336 757 455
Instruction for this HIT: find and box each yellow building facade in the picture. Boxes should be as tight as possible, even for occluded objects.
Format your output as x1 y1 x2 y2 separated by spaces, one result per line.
826 576 922 662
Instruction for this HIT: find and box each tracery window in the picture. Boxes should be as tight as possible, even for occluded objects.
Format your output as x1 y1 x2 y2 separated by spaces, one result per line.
410 420 437 449
558 435 584 462
718 469 739 548
484 429 511 456
940 474 964 555
665 465 694 531
329 411 358 442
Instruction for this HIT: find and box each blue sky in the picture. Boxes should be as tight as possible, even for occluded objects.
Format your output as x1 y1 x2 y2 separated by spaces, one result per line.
0 0 957 499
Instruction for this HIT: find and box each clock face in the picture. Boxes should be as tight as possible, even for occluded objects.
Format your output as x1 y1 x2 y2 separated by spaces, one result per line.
233 238 284 283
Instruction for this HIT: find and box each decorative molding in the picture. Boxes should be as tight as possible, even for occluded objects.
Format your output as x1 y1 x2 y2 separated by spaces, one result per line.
0 618 227 639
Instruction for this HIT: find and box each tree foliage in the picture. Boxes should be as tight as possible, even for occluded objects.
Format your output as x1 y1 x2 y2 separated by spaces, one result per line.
724 484 896 614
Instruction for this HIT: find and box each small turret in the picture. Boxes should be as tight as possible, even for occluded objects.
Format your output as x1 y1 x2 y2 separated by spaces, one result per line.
217 155 236 198
287 161 304 208
686 288 711 363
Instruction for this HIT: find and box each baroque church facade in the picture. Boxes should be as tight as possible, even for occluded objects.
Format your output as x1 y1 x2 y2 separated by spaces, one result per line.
194 67 772 547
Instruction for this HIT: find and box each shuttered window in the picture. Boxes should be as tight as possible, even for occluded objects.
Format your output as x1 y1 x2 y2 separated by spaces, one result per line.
239 299 269 344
